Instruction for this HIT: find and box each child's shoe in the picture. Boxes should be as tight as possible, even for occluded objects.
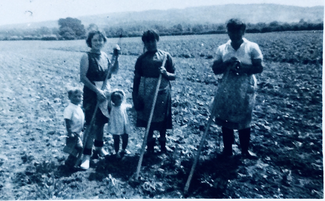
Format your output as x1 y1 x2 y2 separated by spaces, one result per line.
65 155 77 167
80 155 90 170
94 147 109 157
242 150 257 159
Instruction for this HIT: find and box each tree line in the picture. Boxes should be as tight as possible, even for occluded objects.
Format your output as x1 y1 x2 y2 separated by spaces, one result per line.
0 17 322 41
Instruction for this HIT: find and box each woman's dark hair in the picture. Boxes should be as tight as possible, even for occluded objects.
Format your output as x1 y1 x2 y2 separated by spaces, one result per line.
226 18 246 32
86 30 107 48
141 29 159 43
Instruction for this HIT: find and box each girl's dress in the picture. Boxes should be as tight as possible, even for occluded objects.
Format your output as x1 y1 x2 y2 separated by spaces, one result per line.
108 104 131 135
212 38 263 130
133 49 175 130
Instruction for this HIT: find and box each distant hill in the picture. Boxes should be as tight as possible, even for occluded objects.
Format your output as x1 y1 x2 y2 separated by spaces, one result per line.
0 4 323 30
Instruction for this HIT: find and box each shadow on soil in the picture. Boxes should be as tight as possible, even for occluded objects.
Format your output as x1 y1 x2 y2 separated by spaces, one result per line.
184 154 243 198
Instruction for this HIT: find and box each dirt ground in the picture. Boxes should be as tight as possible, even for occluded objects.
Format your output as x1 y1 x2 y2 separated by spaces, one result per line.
0 34 323 199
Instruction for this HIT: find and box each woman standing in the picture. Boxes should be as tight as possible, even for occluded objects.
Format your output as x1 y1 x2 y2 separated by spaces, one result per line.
211 19 263 158
79 30 120 169
132 30 176 154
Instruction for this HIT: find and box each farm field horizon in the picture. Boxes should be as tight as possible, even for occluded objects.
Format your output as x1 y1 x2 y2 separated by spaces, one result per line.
0 31 322 199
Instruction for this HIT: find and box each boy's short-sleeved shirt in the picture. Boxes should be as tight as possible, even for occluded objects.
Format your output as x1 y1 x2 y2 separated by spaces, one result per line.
64 103 85 133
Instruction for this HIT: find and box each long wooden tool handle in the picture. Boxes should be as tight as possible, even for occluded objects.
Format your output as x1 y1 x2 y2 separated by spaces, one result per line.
135 54 167 179
82 35 123 151
183 115 214 194
184 84 219 195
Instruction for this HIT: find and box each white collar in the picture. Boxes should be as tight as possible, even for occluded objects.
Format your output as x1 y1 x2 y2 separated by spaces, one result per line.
226 38 248 50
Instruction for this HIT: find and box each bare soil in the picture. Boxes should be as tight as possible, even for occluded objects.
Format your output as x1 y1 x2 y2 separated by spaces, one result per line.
0 32 322 199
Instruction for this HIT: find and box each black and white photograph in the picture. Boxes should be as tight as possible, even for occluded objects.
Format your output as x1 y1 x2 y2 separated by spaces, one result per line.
0 0 323 199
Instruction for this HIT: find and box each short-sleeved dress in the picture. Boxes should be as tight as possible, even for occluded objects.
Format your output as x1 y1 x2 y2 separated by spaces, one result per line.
212 38 263 130
133 49 175 130
83 52 113 126
107 104 131 135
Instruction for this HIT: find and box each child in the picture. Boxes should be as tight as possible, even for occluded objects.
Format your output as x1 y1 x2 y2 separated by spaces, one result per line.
63 88 85 167
108 89 131 158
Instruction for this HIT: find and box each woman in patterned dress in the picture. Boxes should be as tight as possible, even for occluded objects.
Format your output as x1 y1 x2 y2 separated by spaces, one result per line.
211 19 263 158
132 30 176 153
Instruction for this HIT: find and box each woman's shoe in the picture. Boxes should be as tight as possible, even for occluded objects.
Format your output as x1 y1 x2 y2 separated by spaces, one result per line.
121 149 130 155
242 150 257 159
80 155 90 170
116 152 122 159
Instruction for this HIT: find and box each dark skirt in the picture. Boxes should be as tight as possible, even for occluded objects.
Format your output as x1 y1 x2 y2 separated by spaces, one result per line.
136 77 173 130
136 100 173 130
83 86 109 126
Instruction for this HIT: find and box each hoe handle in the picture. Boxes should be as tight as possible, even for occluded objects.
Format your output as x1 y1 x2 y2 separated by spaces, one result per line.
135 54 167 179
184 85 220 195
183 114 214 194
81 35 122 157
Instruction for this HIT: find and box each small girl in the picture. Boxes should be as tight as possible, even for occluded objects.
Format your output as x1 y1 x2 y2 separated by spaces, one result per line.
108 89 131 158
63 88 85 167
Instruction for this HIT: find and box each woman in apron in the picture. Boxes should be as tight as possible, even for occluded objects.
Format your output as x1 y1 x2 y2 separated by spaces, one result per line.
132 30 176 154
211 19 263 158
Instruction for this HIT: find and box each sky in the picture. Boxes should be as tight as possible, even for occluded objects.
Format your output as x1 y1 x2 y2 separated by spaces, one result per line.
0 0 323 26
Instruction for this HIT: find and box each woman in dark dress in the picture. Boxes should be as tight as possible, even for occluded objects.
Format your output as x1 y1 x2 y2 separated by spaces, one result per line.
79 30 120 169
132 30 176 153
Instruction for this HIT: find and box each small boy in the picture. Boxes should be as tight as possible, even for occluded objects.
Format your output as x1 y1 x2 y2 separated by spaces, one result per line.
63 88 85 167
108 89 131 158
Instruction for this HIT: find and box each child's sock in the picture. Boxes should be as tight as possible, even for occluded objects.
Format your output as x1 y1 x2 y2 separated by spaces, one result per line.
122 134 128 150
113 135 120 154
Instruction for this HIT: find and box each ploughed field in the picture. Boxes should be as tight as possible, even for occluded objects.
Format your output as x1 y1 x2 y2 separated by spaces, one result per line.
0 31 322 199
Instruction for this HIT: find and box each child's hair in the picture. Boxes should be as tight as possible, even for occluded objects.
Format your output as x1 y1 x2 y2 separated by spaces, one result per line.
111 90 124 104
67 88 83 99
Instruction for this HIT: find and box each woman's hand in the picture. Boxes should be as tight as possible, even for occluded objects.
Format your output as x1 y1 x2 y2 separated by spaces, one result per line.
159 66 175 80
212 57 241 75
159 66 168 76
224 57 239 67
113 44 121 57
69 132 78 138
96 89 107 102
225 57 242 74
